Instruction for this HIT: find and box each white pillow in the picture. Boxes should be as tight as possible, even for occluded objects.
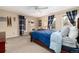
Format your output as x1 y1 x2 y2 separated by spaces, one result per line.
69 26 78 39
61 26 70 37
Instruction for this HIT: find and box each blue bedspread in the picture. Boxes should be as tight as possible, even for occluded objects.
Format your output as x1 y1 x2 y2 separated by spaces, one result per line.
31 30 53 47
31 29 79 53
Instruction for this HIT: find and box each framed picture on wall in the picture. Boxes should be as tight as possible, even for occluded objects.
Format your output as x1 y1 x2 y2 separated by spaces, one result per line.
7 16 12 26
13 17 16 21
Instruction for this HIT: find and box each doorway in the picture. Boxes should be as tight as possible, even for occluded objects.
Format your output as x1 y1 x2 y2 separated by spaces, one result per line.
19 15 26 36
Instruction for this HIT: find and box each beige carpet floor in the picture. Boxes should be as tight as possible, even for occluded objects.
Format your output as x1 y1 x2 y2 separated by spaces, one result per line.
5 35 50 53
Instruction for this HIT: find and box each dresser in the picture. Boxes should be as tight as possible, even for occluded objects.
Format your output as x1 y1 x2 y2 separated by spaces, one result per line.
0 32 6 53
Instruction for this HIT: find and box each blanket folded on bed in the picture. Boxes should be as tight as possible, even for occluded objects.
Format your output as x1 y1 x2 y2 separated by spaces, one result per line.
50 31 62 53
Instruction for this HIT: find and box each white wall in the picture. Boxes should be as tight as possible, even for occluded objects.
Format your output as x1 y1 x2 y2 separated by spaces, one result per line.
0 10 19 38
39 16 48 29
0 10 38 38
26 16 38 32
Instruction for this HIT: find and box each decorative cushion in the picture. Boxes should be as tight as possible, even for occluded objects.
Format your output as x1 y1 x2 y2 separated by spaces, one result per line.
69 26 78 39
61 26 70 37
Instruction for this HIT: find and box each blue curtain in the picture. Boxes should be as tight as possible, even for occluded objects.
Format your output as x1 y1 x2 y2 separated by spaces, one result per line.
48 15 54 29
66 10 77 25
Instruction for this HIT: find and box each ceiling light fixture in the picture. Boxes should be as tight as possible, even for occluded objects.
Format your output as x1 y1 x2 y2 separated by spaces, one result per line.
34 6 48 10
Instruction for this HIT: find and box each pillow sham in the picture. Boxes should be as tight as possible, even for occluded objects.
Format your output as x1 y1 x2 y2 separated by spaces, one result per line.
69 26 78 39
61 26 70 37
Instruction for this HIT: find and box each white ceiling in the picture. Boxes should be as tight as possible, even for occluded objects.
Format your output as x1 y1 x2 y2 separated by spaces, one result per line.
0 6 76 17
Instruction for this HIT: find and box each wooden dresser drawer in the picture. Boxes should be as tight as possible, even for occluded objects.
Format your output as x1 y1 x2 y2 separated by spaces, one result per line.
0 32 6 53
0 42 5 53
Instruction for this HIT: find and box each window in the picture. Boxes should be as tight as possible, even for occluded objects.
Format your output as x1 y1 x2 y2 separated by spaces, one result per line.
48 15 56 29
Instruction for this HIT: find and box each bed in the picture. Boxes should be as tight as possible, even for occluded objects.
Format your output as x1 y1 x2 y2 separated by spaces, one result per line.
30 29 55 52
30 29 79 53
31 30 52 47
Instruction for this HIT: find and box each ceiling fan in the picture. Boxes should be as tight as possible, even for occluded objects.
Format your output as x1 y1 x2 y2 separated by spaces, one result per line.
34 6 48 10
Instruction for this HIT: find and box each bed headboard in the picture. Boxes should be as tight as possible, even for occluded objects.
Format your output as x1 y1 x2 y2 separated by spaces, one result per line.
77 18 79 29
77 18 79 43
